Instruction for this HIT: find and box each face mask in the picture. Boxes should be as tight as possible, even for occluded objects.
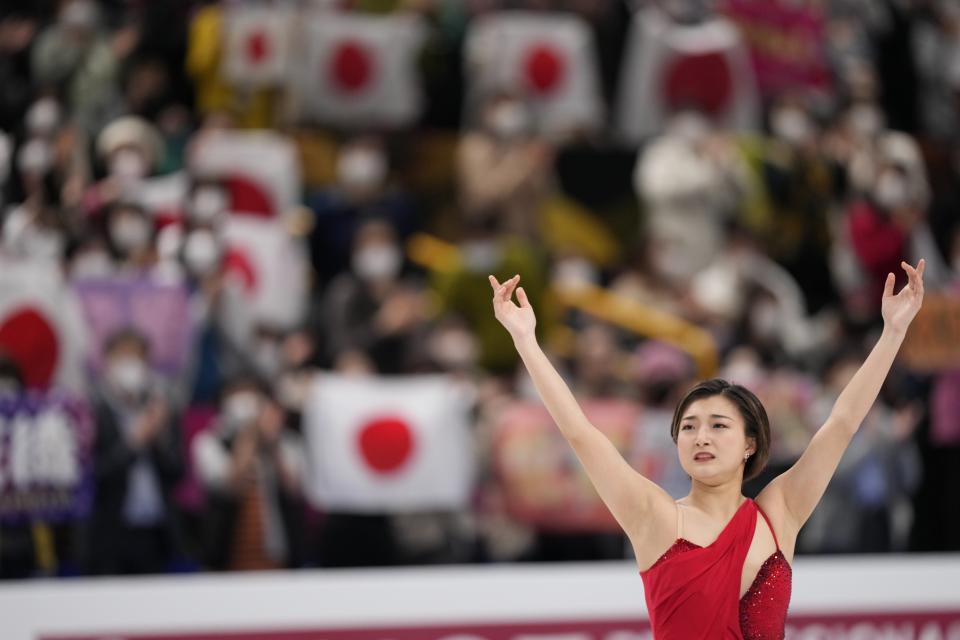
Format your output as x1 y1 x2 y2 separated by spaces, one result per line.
873 172 910 210
107 357 148 396
352 244 401 281
848 104 883 140
552 257 599 291
460 240 501 273
71 250 113 278
337 147 387 191
17 139 53 175
109 149 148 182
253 339 283 378
182 229 222 277
189 187 228 224
488 103 529 139
771 108 813 146
429 329 478 370
749 302 781 341
110 214 151 253
668 111 711 146
61 0 98 31
26 99 61 137
223 391 261 429
651 246 694 283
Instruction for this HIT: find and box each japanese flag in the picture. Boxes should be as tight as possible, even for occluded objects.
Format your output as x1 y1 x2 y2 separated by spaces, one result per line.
294 12 427 128
0 258 87 393
614 8 760 143
189 130 301 220
221 216 309 330
303 373 475 513
464 11 604 138
221 3 295 88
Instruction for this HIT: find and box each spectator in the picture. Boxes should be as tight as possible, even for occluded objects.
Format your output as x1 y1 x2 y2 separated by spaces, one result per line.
192 376 306 571
82 328 184 575
317 218 430 374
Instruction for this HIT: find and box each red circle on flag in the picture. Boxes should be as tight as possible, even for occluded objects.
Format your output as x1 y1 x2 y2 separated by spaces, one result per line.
662 52 733 116
246 30 270 65
223 247 258 293
524 43 567 95
329 40 374 94
357 416 415 474
226 175 275 218
0 307 59 389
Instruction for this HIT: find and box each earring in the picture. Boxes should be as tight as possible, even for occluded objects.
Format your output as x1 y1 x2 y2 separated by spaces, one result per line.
744 453 750 460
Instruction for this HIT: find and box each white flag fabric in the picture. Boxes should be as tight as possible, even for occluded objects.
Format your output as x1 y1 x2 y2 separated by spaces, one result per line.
303 373 475 513
464 11 604 138
221 216 308 330
129 171 189 225
221 2 295 88
294 12 427 128
0 258 87 393
189 130 301 219
614 8 759 143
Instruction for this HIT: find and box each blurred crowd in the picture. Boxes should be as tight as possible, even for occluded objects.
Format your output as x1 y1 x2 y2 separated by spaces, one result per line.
1 0 959 579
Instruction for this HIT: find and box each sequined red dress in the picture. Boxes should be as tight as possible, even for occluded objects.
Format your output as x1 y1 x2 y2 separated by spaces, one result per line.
639 499 792 639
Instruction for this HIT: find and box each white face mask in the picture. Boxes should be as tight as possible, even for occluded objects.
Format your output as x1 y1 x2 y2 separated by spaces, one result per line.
189 187 228 224
848 103 883 140
552 257 599 291
460 240 501 273
253 339 283 378
429 329 478 370
488 102 529 139
71 250 113 278
352 244 401 281
873 172 910 210
182 229 222 277
107 357 148 396
109 149 148 182
223 391 261 429
110 214 151 254
17 138 54 175
26 99 61 137
771 108 814 146
668 111 711 146
337 147 387 191
749 301 781 341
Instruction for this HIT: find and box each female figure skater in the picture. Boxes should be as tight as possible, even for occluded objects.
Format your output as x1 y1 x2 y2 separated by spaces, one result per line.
488 259 925 639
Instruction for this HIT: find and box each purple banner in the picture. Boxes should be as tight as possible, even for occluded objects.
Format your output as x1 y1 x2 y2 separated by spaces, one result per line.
73 277 195 375
0 392 94 523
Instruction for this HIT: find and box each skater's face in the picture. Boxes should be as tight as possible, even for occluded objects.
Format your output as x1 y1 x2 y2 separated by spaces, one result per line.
675 395 755 485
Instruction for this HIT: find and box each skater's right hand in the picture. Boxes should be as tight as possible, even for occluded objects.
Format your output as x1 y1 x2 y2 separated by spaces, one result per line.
489 274 536 342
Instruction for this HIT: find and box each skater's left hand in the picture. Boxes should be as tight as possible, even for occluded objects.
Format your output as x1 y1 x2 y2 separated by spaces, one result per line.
882 259 925 335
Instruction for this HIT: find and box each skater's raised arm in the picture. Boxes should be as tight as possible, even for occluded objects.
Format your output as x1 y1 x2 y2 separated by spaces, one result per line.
759 260 925 541
489 274 674 541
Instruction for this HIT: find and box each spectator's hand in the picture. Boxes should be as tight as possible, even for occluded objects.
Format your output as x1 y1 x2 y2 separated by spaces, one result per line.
375 289 426 335
489 274 535 342
112 25 140 59
131 399 167 450
231 427 259 487
257 401 285 447
882 259 924 335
